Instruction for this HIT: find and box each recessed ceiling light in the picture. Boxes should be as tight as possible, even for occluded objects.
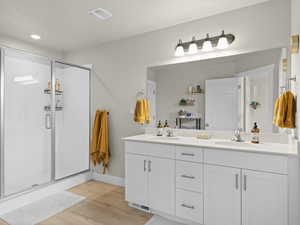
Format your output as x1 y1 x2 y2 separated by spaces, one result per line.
88 8 112 20
30 34 41 40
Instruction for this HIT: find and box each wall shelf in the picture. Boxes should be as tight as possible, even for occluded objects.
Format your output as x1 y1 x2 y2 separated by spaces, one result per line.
44 89 63 95
191 89 204 95
44 105 63 111
179 103 195 106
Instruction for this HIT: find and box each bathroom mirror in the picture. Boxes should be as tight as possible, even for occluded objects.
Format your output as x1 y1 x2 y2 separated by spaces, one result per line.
147 48 287 133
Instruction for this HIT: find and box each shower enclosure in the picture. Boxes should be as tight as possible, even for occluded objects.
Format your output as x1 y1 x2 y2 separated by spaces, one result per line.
0 47 90 197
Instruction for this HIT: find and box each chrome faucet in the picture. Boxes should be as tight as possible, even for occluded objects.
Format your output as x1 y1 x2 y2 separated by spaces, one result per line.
166 128 174 137
232 128 243 142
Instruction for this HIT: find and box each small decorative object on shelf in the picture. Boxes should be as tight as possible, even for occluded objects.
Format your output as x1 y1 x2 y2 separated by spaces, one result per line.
187 85 204 95
44 79 63 95
249 101 260 110
178 109 186 116
179 98 195 106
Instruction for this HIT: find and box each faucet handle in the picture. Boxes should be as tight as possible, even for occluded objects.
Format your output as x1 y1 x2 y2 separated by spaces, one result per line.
234 128 242 135
232 128 243 142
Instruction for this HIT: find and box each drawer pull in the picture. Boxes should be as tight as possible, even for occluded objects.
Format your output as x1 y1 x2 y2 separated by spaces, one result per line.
243 175 247 191
148 160 152 172
181 203 195 209
181 174 195 179
181 153 195 156
235 174 239 190
144 160 147 172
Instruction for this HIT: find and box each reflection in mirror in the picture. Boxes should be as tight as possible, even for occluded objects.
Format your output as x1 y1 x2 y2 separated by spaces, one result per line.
147 48 286 133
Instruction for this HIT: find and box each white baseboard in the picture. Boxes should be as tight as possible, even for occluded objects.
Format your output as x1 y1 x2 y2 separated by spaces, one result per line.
92 172 125 187
0 172 92 215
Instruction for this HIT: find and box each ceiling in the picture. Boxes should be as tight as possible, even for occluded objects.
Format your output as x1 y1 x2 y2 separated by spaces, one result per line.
0 0 271 52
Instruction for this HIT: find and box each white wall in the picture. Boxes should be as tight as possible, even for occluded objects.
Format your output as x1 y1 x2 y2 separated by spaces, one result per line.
290 0 300 224
64 0 290 177
0 33 63 59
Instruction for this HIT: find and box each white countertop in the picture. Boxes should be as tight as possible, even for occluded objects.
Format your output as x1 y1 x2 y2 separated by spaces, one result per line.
122 134 298 156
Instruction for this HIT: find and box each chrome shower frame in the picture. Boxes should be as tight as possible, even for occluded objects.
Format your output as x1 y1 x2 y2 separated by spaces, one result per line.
0 47 91 199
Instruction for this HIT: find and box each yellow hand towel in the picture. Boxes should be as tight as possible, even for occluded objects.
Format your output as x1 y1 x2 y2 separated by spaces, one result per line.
273 91 296 128
134 99 150 124
273 95 285 127
91 110 101 165
91 110 109 173
283 91 296 128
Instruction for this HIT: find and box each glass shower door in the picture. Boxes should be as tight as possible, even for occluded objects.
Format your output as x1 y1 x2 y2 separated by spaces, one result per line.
54 62 90 180
3 49 52 195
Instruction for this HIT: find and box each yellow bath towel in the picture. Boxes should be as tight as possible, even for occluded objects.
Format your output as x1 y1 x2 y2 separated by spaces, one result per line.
134 99 150 123
273 91 296 128
91 110 109 173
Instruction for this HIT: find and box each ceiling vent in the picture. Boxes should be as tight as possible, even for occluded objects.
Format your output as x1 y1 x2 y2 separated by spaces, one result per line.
88 8 112 20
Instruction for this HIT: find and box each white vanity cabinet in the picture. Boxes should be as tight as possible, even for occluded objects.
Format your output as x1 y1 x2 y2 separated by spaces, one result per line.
204 149 288 225
125 153 149 206
241 170 288 225
124 139 289 225
204 165 241 225
204 165 288 225
125 141 175 215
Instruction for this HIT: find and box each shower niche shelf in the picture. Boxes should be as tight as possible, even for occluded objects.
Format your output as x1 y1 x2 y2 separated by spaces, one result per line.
44 89 63 95
44 105 63 111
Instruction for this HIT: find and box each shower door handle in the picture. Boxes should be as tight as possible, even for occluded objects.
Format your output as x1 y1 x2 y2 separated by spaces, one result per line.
45 113 51 129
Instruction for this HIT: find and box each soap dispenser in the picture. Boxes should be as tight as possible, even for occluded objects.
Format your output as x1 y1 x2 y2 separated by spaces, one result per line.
251 122 260 144
156 120 163 136
163 120 169 128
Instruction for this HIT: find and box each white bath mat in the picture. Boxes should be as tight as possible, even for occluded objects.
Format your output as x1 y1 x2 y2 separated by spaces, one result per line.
145 215 186 225
0 191 85 225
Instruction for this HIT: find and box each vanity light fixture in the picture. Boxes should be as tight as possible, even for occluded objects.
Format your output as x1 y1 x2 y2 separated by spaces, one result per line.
188 37 198 54
202 34 213 52
217 30 229 49
174 39 185 57
174 31 235 57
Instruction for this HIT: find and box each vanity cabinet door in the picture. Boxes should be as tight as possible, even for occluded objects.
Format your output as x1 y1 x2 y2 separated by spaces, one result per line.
242 170 288 225
148 156 175 215
125 153 148 207
204 164 241 225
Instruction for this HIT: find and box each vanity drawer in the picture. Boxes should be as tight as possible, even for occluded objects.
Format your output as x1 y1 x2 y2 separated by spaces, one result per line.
204 148 288 174
176 161 203 192
176 146 203 163
125 141 175 159
176 189 203 224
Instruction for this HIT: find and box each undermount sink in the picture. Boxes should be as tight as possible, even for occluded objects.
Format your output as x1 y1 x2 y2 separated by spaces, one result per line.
214 141 261 148
150 136 180 140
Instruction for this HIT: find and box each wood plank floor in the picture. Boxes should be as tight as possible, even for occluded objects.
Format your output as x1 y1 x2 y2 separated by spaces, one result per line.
0 181 152 225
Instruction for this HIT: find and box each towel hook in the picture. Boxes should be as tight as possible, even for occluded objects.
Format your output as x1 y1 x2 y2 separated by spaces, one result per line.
287 76 296 90
136 89 146 99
